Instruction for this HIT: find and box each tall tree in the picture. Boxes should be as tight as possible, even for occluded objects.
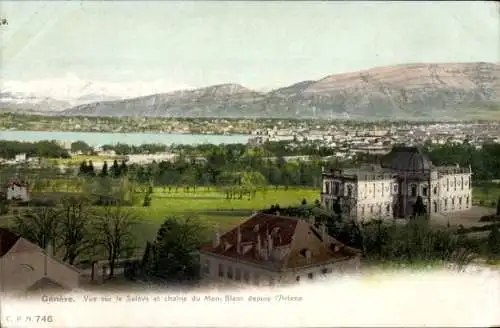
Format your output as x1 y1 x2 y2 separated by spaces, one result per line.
78 161 88 176
87 161 96 177
110 160 121 178
93 205 138 279
144 215 205 282
59 195 92 265
12 207 61 253
100 161 109 177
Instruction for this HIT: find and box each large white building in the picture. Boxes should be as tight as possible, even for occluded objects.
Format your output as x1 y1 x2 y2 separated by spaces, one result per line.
321 146 473 221
199 213 361 286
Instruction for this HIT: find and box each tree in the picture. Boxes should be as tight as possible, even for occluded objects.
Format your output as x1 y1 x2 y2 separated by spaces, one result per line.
143 193 152 207
93 205 138 279
87 161 96 176
71 141 93 154
110 160 121 178
12 207 61 253
78 161 88 176
119 160 128 176
412 196 427 218
100 161 109 177
144 215 205 282
59 195 92 264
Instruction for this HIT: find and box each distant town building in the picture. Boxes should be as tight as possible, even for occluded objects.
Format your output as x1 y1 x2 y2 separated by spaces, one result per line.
14 153 26 162
6 180 29 202
199 213 361 286
0 228 80 293
321 146 473 221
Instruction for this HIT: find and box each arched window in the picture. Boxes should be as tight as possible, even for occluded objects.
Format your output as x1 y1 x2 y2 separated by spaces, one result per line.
433 201 438 213
347 185 353 197
410 184 417 197
324 182 330 194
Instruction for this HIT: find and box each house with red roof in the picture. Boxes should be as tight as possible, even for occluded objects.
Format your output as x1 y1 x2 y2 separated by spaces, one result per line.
6 180 29 202
199 213 362 286
0 228 80 293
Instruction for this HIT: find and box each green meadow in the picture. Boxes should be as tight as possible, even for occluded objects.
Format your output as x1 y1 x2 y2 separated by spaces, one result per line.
132 187 319 240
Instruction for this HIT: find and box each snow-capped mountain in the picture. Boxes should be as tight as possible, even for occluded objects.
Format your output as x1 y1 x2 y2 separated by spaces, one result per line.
0 74 193 112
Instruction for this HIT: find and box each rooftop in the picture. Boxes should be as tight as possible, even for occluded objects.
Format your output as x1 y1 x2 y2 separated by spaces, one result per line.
200 213 361 271
382 146 434 172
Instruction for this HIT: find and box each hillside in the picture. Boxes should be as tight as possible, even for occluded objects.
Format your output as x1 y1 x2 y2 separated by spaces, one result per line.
51 62 500 119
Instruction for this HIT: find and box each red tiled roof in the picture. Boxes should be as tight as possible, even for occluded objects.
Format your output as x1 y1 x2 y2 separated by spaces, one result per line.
0 228 21 257
200 213 361 270
7 180 27 188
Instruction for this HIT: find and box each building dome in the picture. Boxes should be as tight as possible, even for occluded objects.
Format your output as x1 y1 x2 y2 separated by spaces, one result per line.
383 146 433 172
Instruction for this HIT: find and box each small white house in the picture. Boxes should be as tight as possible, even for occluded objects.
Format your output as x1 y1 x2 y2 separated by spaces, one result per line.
6 180 30 201
15 153 27 162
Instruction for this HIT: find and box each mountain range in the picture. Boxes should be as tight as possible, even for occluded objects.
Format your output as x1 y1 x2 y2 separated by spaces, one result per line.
2 62 500 120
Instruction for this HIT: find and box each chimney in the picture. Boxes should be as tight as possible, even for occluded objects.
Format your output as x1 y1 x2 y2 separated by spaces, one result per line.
320 223 327 241
256 234 262 254
305 249 312 263
267 234 273 257
236 226 242 254
308 215 315 226
212 231 221 248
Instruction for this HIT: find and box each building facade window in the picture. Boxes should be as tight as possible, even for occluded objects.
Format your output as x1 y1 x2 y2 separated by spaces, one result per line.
235 268 241 281
433 186 437 195
243 271 250 283
393 184 398 193
333 182 340 195
386 203 390 213
347 185 353 197
321 268 329 274
227 266 234 279
296 276 300 282
410 184 417 197
308 272 314 280
218 263 224 277
203 260 210 274
461 177 464 190
422 186 428 196
325 182 331 194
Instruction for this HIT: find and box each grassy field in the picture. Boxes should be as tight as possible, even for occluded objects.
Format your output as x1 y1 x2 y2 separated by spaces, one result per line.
1 186 319 255
472 185 500 207
133 187 318 237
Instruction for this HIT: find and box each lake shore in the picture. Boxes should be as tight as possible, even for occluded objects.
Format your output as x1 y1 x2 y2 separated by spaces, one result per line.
0 130 250 146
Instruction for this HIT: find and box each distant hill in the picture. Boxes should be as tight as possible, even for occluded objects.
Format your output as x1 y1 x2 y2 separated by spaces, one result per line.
26 62 500 120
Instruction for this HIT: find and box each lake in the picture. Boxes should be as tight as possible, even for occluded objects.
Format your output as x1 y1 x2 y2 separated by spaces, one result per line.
0 130 250 146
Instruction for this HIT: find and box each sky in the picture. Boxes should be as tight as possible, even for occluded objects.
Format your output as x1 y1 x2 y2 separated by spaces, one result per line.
0 1 498 99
